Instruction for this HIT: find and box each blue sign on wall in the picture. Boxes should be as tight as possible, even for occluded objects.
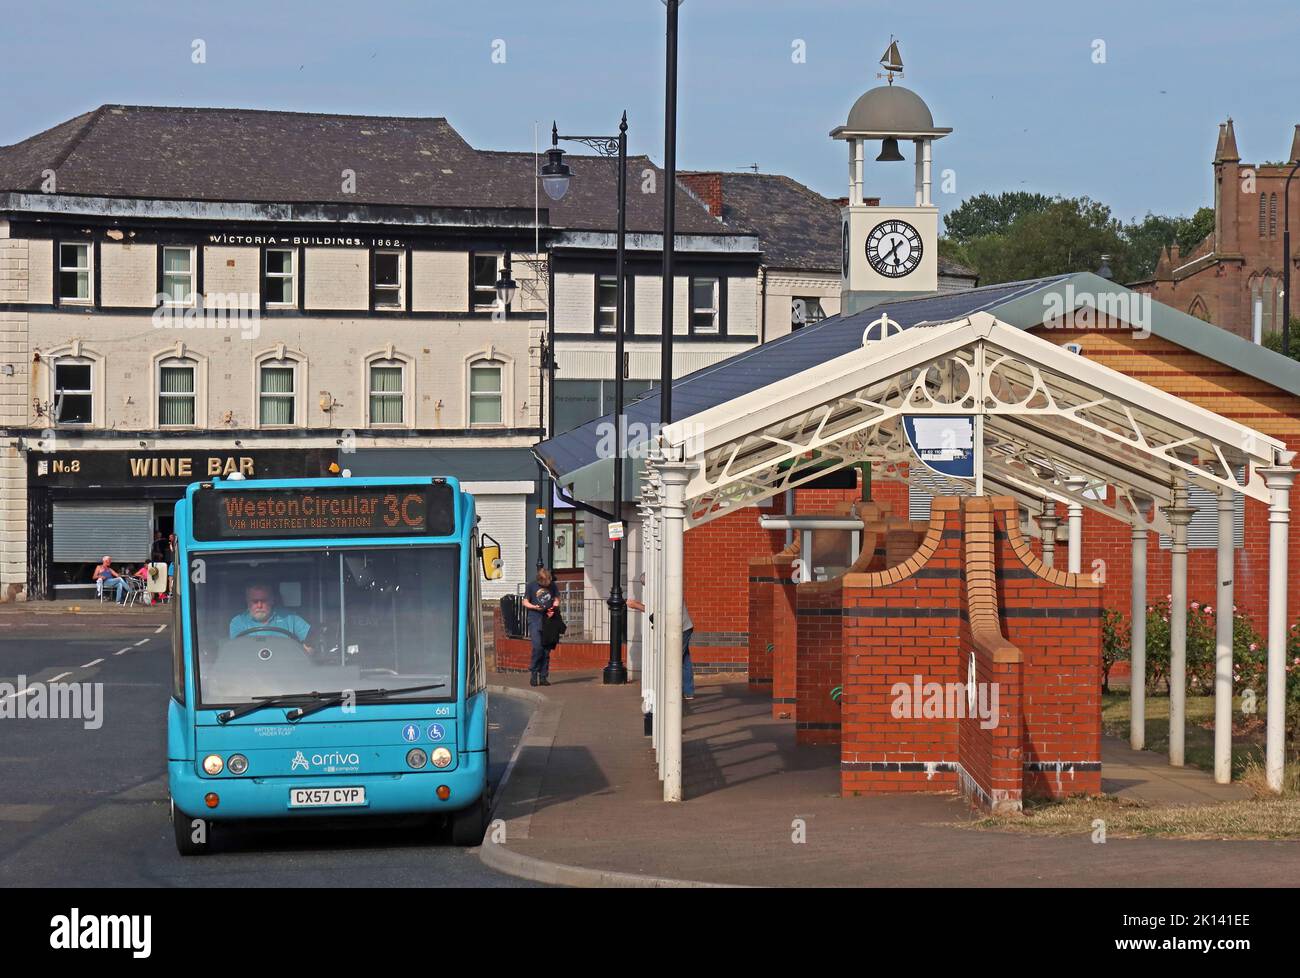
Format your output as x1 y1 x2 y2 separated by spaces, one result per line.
903 415 976 480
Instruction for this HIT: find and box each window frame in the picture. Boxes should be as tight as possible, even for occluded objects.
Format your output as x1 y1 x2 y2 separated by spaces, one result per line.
160 245 198 307
157 357 198 428
367 359 406 426
257 359 299 427
57 242 92 304
791 296 826 330
468 361 504 426
595 274 619 334
52 358 94 427
370 249 405 310
264 248 297 307
470 253 503 312
690 275 721 335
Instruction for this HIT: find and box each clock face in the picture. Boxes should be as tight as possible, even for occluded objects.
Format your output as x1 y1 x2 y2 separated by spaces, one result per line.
866 220 923 278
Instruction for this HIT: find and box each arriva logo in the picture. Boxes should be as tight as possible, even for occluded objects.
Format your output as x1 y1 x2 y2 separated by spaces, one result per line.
313 752 361 767
290 751 309 771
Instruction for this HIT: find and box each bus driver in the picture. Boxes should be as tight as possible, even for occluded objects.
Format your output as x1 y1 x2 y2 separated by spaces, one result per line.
229 583 314 653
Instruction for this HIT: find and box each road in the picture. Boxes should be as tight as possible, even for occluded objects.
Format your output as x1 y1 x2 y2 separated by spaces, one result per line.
0 612 539 886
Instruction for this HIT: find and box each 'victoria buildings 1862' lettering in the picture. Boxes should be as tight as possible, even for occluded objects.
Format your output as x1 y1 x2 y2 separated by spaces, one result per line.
207 233 405 248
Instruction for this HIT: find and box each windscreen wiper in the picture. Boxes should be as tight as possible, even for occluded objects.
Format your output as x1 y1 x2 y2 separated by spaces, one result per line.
216 690 337 724
285 683 447 722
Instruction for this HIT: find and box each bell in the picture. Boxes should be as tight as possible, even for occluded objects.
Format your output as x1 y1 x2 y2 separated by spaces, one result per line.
876 136 905 162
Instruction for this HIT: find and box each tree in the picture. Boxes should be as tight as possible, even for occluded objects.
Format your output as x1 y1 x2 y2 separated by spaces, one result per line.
1122 206 1214 281
957 196 1130 285
1261 323 1300 362
943 191 1053 243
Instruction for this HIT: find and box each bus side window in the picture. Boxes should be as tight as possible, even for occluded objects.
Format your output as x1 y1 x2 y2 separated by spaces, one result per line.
171 591 185 704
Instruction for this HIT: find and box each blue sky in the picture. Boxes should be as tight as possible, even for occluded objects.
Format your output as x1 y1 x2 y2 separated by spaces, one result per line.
2 0 1298 223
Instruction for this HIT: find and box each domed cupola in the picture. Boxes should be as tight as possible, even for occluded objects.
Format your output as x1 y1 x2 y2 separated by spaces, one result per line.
829 40 952 315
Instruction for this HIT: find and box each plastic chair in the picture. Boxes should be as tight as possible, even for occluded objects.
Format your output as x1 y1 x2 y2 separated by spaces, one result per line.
96 578 106 603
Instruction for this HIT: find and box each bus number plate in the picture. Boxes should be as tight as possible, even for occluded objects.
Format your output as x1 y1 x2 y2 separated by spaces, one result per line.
289 787 367 808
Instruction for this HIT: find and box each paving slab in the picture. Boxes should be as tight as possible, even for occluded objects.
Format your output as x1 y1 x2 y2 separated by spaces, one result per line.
481 672 1297 887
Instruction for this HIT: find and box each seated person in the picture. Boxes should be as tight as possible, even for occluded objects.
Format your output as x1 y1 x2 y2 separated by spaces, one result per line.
93 556 129 605
228 583 314 653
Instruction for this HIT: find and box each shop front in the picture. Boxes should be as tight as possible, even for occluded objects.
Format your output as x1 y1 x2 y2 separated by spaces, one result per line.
26 448 332 598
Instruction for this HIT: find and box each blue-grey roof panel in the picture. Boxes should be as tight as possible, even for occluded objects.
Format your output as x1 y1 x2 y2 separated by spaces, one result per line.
534 276 1071 480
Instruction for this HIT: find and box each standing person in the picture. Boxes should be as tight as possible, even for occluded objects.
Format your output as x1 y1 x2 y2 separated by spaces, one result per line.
521 567 559 687
627 572 695 701
150 531 167 564
92 556 128 605
537 591 566 686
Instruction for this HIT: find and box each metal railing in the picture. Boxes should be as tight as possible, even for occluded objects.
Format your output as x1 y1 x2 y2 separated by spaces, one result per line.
510 582 611 642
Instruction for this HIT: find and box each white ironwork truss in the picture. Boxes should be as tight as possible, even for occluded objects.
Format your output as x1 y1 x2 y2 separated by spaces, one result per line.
657 313 1288 529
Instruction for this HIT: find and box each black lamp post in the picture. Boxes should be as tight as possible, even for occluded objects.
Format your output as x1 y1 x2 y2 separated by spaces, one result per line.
1283 158 1299 357
544 114 630 685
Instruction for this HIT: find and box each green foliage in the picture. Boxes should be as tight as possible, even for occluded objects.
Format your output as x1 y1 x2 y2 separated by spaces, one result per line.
1122 206 1215 280
1261 325 1300 362
943 191 1054 243
1134 600 1263 697
942 191 1214 287
1101 607 1129 693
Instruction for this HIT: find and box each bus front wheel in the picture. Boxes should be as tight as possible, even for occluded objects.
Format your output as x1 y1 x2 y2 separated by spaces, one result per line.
171 798 213 856
448 794 488 847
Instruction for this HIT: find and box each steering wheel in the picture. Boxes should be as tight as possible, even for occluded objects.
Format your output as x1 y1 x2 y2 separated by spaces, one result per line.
232 624 312 657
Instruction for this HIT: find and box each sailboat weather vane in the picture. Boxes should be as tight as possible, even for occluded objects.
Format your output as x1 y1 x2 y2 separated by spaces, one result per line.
877 37 904 85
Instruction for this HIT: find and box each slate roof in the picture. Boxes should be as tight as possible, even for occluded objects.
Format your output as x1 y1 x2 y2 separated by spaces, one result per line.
0 105 731 235
680 169 977 278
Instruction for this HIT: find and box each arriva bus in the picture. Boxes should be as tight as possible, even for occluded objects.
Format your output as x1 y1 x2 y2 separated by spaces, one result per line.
166 476 502 855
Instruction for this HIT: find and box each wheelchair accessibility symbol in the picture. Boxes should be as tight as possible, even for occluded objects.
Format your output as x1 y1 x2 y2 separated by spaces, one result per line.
402 724 420 742
426 723 445 742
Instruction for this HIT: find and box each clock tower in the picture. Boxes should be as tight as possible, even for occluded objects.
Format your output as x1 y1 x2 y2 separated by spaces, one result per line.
830 42 951 316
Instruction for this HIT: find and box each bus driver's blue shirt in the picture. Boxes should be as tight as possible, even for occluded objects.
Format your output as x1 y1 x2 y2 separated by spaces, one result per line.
229 610 312 642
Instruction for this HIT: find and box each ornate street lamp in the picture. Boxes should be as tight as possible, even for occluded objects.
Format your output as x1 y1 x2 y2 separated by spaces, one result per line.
548 114 631 685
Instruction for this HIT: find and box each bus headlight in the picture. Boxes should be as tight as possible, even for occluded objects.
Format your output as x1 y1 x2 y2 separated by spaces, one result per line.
227 754 249 775
430 747 452 769
406 748 428 769
202 754 224 775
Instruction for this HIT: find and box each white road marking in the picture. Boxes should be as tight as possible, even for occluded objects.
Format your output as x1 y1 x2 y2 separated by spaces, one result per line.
81 658 103 668
155 624 166 634
132 639 148 647
114 648 131 656
48 672 71 683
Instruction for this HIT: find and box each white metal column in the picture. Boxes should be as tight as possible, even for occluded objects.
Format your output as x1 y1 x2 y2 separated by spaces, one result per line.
1262 466 1295 792
1214 490 1235 783
1040 503 1058 568
1065 475 1086 573
658 451 692 802
1165 483 1194 768
1130 522 1148 751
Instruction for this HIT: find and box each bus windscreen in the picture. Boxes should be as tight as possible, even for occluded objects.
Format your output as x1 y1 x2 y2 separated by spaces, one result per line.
192 483 455 540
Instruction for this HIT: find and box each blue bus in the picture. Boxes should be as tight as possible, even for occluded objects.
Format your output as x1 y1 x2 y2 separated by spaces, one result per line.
166 476 501 855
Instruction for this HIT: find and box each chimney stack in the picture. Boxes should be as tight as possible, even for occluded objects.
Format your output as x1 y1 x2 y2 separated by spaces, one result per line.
678 172 723 219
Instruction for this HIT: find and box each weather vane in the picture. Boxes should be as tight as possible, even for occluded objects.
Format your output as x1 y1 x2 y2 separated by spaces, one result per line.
877 36 904 85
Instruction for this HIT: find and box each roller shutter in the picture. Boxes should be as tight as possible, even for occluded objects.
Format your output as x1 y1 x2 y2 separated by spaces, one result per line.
473 495 526 599
52 502 152 563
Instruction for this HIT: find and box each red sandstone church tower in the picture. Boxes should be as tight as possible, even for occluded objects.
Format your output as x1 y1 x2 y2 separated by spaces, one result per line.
1133 120 1300 342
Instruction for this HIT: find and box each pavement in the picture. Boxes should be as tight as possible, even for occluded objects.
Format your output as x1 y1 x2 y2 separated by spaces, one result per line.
480 671 1297 887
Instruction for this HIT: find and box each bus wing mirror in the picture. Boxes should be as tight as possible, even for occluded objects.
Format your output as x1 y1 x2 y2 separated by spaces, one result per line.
479 533 503 581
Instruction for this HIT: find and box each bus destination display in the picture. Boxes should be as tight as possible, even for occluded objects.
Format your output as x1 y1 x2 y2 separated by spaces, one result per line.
193 485 455 539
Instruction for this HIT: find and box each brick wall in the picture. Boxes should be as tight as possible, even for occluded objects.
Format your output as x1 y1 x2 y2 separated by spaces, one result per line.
491 606 624 672
1032 323 1300 631
795 579 843 744
841 497 963 795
